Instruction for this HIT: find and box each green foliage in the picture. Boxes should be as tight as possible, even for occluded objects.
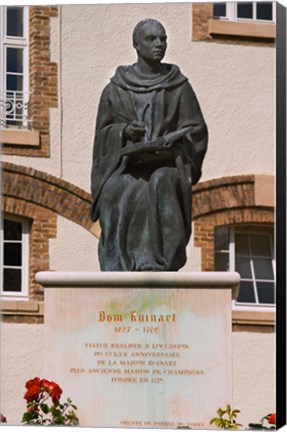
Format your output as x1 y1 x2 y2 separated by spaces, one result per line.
40 403 49 414
210 404 242 430
22 412 34 423
22 397 79 426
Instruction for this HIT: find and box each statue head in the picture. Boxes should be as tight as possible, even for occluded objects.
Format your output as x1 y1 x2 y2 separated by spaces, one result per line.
132 19 167 64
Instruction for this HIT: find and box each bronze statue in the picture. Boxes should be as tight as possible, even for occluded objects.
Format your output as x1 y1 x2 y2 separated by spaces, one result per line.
91 19 208 271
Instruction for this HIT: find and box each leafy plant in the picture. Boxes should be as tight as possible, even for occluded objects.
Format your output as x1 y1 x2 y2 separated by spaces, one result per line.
210 404 242 430
211 405 277 430
21 377 79 426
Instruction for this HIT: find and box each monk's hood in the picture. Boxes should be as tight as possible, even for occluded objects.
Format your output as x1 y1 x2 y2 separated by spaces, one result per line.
110 63 187 92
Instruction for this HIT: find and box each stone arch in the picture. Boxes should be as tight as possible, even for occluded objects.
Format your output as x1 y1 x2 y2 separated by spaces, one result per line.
3 162 95 232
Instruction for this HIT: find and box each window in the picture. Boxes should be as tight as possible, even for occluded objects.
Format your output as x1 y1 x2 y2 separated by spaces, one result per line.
215 225 275 309
0 6 29 129
1 216 29 299
213 2 276 23
192 2 275 43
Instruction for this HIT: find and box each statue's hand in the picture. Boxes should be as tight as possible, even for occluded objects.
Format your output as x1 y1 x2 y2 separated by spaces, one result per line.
124 121 145 142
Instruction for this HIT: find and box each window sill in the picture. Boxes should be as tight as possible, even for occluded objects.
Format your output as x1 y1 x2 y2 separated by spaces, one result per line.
208 19 275 39
1 299 44 316
232 309 275 326
0 129 40 146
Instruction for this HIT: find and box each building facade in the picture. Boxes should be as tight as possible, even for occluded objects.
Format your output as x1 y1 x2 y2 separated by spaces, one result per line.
1 3 276 426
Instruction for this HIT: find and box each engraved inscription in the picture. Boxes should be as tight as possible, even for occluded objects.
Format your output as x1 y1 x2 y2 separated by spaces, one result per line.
70 341 204 384
98 310 177 323
68 303 207 427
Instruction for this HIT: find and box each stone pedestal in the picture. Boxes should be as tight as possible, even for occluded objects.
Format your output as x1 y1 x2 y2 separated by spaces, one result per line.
36 271 239 429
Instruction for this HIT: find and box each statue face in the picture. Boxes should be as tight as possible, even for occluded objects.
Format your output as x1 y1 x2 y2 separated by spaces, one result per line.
134 21 167 63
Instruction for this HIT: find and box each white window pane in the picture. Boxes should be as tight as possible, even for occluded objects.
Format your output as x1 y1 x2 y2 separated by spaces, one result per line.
257 282 275 304
235 256 252 278
4 243 22 266
233 225 274 308
7 7 24 37
253 258 274 280
214 3 227 17
237 2 253 19
256 2 273 21
3 268 22 292
6 47 23 73
237 281 256 303
215 252 229 271
215 226 229 251
4 219 22 240
235 233 249 255
250 235 271 256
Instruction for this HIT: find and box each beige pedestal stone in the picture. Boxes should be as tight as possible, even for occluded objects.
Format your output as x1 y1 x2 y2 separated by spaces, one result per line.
36 271 239 429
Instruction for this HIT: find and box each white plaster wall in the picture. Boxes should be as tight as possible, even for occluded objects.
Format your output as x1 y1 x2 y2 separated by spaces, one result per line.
49 215 100 271
0 323 44 425
232 330 276 427
0 322 275 426
181 228 202 272
2 4 275 190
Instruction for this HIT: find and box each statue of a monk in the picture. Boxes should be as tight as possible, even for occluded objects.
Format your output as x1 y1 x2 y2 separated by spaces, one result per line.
91 19 208 271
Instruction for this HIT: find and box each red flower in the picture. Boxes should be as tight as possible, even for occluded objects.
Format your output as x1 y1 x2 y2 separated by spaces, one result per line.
24 384 41 402
24 377 42 402
267 413 276 425
40 379 62 402
25 377 41 389
50 382 62 403
40 379 51 391
0 413 7 423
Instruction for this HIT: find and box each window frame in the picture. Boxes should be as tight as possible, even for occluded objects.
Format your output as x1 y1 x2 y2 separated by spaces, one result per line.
0 6 30 130
215 224 275 312
1 214 30 300
213 2 276 24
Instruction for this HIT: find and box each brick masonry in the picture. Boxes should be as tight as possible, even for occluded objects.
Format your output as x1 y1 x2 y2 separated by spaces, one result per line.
3 6 58 157
192 3 213 42
3 162 93 231
2 315 44 324
192 175 256 218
